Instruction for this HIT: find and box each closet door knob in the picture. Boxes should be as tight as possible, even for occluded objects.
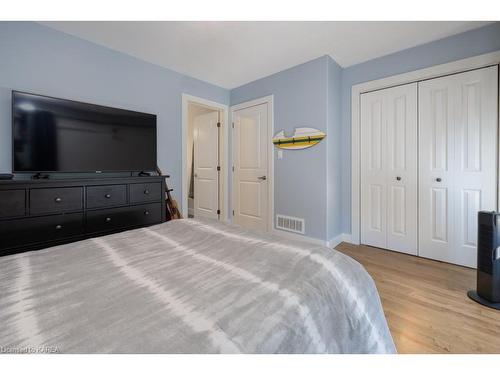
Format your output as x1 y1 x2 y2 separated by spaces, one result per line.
55 224 62 230
55 197 62 203
105 194 111 199
144 189 150 195
436 178 442 182
105 217 112 222
396 176 402 181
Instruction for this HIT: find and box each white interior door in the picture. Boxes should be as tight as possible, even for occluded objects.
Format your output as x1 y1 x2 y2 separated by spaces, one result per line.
233 103 269 231
360 83 418 254
194 111 219 220
419 66 498 267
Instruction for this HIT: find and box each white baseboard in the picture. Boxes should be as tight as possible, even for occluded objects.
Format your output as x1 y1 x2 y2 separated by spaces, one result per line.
270 228 327 246
342 233 352 244
270 229 353 248
327 233 352 248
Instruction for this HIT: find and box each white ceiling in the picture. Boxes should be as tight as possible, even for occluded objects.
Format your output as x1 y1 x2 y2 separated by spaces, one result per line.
40 21 492 89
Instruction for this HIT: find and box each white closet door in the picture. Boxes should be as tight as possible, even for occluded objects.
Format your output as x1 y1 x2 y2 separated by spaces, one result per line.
361 90 387 248
386 84 418 254
418 75 455 262
454 67 498 267
419 66 498 267
361 83 418 253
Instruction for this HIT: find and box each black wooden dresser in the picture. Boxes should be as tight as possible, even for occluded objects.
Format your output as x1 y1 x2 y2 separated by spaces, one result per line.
0 176 166 256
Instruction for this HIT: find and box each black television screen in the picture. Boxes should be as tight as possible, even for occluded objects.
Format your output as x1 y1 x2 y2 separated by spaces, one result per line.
12 91 157 173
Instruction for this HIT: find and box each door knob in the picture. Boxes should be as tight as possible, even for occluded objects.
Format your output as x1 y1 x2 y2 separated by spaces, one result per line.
257 176 267 181
194 173 198 178
436 178 442 182
396 176 402 181
54 197 62 203
105 194 111 199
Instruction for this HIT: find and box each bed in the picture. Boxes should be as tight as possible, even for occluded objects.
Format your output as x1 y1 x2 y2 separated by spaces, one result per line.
0 219 396 354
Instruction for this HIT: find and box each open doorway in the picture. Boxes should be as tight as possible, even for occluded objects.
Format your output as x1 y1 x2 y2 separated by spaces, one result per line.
182 94 228 221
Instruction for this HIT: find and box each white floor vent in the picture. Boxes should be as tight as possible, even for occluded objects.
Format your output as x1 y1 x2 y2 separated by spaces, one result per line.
276 214 305 234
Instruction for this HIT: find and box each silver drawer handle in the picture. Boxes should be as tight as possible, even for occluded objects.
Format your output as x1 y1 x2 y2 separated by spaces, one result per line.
144 210 150 216
55 197 62 203
105 217 112 222
144 189 150 195
105 194 111 199
55 224 63 230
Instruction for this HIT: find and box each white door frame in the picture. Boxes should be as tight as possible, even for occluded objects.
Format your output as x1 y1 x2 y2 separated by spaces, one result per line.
230 95 275 232
351 50 500 245
182 94 229 221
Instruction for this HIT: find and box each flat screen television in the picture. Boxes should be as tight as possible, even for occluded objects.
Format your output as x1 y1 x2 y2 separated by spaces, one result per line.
12 91 157 173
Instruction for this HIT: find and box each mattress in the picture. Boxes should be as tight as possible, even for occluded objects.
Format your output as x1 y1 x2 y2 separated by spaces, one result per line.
0 219 396 353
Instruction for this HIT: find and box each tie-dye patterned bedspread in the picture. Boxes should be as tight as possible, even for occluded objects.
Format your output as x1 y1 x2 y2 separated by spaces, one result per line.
0 219 396 353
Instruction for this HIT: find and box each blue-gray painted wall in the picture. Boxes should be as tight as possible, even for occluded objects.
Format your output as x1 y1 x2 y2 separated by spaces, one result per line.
1 21 500 242
231 56 331 240
230 22 500 240
0 22 229 204
327 57 342 241
340 22 500 233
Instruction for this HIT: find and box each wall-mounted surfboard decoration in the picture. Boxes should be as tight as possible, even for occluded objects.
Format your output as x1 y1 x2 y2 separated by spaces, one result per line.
272 127 326 150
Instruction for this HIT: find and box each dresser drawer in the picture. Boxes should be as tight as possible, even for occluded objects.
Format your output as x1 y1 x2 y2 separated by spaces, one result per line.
87 184 127 209
86 203 161 234
129 182 162 203
30 187 83 215
0 189 26 219
0 213 84 249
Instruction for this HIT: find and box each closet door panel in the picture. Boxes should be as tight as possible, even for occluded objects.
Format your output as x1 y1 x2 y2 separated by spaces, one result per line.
418 76 455 263
361 83 418 253
361 91 387 248
419 66 498 268
386 83 418 254
453 66 498 267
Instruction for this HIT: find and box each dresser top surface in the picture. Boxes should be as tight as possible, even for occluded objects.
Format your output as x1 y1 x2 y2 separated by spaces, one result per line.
0 175 166 189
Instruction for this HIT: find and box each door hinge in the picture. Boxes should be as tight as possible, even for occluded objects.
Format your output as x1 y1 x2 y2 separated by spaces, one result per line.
232 122 234 129
232 166 234 172
217 122 221 128
217 166 221 171
232 210 235 216
217 209 220 215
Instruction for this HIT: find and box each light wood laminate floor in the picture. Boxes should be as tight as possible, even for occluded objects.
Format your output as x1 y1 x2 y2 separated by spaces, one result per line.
335 242 500 353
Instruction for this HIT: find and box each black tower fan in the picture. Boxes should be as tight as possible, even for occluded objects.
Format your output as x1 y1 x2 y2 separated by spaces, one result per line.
468 211 500 309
